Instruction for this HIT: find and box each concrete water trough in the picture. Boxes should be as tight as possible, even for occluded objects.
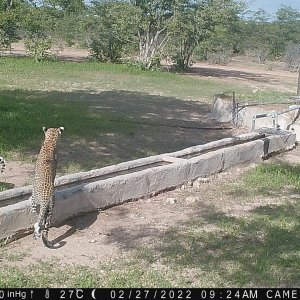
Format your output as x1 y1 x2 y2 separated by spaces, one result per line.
0 128 296 244
212 94 300 140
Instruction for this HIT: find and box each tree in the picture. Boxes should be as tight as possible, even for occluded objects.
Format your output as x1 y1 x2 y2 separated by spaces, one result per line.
21 7 56 61
241 9 273 63
283 42 300 95
36 0 86 48
83 1 137 62
168 0 243 70
271 6 300 58
42 0 86 15
0 0 23 52
131 0 178 69
0 11 19 51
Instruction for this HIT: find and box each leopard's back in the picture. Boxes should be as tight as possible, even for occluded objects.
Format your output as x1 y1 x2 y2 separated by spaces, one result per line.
32 144 57 205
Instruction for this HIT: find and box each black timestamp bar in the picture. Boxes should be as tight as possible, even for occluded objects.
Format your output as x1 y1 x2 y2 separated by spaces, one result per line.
0 288 298 300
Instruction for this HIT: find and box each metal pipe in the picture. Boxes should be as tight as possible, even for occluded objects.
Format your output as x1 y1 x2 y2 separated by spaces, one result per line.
251 105 300 131
273 106 300 116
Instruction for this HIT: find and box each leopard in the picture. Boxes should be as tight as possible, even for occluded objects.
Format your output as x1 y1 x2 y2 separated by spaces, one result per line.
0 157 5 173
30 127 64 248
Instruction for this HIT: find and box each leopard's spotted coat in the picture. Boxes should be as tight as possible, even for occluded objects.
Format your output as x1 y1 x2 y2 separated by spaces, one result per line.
30 127 64 248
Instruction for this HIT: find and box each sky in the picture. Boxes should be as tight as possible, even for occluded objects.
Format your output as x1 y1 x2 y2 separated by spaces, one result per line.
246 0 300 16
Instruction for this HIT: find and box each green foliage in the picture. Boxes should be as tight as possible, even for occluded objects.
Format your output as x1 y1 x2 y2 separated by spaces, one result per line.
0 11 19 50
21 8 56 61
0 0 299 67
43 0 86 15
0 0 25 50
42 0 86 47
242 6 300 61
167 1 201 71
131 0 177 69
272 6 300 57
55 14 82 47
24 36 52 61
242 9 273 62
83 1 137 62
168 0 243 71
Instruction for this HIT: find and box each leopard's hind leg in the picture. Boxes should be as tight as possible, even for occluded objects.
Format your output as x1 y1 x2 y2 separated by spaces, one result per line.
33 203 48 239
41 199 54 248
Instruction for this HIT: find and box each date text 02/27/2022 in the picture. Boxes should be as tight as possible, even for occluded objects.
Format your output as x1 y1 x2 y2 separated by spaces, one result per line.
0 288 299 300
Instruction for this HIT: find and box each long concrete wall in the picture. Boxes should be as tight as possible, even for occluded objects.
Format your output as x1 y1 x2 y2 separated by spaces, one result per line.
0 129 296 244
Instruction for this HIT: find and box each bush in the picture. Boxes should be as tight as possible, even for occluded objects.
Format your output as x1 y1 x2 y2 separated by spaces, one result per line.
245 47 268 64
0 12 19 51
89 38 123 63
255 48 268 64
24 36 52 62
207 51 231 65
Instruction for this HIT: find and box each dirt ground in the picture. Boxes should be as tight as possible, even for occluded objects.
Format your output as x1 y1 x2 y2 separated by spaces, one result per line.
1 44 300 266
2 147 300 267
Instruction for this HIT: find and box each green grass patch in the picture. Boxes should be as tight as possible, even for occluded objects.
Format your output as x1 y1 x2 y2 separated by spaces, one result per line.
0 57 293 168
0 57 292 102
0 91 135 157
238 90 294 102
231 163 300 197
0 57 294 167
0 260 175 288
0 182 14 191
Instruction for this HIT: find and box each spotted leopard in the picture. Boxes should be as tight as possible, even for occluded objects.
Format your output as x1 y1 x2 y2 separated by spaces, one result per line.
30 127 64 248
0 157 5 173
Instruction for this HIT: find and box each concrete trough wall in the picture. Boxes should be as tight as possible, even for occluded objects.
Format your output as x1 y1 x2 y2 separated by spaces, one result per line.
0 129 296 244
212 95 300 140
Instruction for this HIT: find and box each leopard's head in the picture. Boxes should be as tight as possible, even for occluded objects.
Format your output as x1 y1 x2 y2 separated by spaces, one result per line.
42 127 64 145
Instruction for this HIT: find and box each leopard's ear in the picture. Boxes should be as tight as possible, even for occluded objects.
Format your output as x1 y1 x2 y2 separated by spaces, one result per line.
43 127 48 133
58 127 64 134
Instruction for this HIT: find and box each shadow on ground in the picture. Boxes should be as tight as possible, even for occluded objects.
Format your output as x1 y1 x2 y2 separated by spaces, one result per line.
188 66 270 83
51 212 98 248
105 200 300 286
0 89 234 173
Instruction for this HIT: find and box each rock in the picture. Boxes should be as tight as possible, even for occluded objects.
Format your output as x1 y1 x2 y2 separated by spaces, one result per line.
165 197 177 204
180 185 186 190
185 196 199 204
193 177 211 187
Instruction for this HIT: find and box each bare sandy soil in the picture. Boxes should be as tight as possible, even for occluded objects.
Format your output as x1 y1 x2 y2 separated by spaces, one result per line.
190 60 297 93
1 44 300 267
3 147 300 268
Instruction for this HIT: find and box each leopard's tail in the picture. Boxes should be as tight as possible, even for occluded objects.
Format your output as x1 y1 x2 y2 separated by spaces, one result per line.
0 157 5 173
42 231 53 248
